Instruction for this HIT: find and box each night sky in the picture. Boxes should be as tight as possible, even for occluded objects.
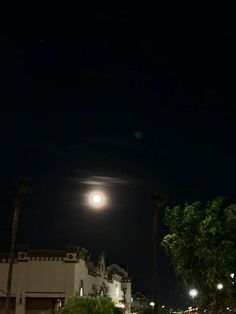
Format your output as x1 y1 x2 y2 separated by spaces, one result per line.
1 2 236 309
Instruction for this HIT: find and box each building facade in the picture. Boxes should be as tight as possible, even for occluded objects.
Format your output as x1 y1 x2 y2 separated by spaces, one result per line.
0 247 131 314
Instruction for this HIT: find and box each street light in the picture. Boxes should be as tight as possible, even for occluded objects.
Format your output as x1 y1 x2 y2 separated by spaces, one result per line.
189 288 198 299
216 283 223 290
230 273 235 285
188 288 198 301
150 301 155 308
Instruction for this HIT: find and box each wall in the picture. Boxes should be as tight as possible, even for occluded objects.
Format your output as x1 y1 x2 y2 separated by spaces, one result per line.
25 261 66 293
0 262 17 295
0 255 131 314
74 260 89 295
0 259 70 314
122 281 131 314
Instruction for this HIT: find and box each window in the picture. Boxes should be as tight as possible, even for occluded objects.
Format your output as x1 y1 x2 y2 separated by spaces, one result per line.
116 284 119 298
79 280 84 297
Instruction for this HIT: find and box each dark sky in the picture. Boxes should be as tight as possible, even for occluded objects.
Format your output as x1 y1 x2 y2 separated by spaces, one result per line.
1 1 236 309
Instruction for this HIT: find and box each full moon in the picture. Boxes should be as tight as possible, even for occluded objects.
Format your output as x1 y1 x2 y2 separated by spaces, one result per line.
92 194 102 204
88 191 107 209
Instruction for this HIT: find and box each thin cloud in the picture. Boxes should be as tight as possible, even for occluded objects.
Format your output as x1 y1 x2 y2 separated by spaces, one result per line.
76 176 130 187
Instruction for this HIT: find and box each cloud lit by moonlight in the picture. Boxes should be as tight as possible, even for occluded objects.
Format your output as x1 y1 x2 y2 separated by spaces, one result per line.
77 175 129 187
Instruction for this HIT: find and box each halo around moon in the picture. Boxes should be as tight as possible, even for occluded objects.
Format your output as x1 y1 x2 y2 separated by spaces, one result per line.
87 190 107 209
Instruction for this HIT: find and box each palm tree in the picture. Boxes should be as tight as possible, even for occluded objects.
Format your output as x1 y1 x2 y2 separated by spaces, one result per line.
5 177 31 314
152 192 167 307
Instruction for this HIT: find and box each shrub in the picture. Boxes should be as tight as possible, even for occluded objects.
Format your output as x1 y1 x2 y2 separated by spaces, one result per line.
58 296 124 314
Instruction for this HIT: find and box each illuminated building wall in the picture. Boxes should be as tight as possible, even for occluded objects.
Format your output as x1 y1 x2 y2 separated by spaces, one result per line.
0 247 131 314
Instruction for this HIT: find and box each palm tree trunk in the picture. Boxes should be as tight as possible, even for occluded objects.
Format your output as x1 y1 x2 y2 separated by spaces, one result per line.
5 199 21 314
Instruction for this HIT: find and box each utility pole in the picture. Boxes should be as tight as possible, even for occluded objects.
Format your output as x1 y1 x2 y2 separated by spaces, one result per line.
5 177 31 314
152 192 166 311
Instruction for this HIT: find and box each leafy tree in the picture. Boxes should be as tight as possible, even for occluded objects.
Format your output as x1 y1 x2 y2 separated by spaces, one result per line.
162 197 236 313
57 296 123 314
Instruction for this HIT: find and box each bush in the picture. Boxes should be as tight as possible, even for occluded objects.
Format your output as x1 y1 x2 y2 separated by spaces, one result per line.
58 296 124 314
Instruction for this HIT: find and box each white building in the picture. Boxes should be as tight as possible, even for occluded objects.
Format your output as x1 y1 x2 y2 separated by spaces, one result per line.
0 246 131 314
